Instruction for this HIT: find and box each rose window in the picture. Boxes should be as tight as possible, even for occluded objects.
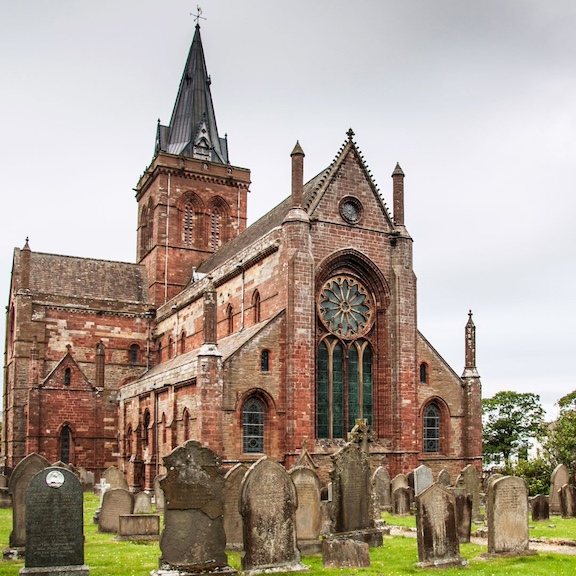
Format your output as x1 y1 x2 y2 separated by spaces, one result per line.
319 276 373 338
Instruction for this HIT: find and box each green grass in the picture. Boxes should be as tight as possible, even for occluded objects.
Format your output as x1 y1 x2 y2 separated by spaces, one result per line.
1 496 576 575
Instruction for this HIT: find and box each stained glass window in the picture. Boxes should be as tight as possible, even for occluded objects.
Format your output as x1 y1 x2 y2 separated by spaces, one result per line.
243 397 264 453
423 403 440 453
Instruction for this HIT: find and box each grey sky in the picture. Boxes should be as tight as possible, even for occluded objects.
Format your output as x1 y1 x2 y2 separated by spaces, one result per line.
1 1 575 417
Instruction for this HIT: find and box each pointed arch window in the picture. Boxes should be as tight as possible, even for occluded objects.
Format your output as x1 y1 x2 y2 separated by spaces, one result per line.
183 202 194 246
60 425 72 464
420 362 428 384
260 350 270 372
210 208 221 251
168 336 173 359
243 397 265 453
143 409 151 447
64 367 71 387
180 331 186 355
161 413 167 449
226 304 234 335
183 409 190 441
423 403 441 453
252 290 261 323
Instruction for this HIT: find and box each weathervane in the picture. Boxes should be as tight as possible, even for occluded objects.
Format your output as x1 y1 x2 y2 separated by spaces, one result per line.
191 5 206 25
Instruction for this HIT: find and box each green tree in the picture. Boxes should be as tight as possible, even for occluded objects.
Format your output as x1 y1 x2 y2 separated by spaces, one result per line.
482 391 545 465
544 390 576 477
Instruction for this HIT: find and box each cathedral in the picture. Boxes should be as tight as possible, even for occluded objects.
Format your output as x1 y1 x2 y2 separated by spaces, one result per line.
2 25 482 489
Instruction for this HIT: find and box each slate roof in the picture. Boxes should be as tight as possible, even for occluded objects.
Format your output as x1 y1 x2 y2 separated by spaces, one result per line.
27 251 150 304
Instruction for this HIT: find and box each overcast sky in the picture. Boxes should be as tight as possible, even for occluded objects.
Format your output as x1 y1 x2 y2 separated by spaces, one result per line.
1 1 575 418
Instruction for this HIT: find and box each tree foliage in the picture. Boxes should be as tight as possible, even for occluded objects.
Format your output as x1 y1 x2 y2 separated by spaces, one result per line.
482 391 545 464
502 457 552 496
543 389 576 478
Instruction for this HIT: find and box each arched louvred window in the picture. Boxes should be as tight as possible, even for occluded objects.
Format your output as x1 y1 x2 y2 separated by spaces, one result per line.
252 290 261 323
210 208 221 251
423 402 441 453
139 205 148 259
226 304 234 335
183 202 194 246
60 425 72 464
243 397 265 453
146 199 154 252
420 362 428 384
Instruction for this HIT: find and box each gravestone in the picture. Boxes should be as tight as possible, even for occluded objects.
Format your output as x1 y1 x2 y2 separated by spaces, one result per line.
550 464 570 514
391 473 408 493
117 514 160 541
413 465 433 496
531 494 549 521
291 448 318 471
101 466 129 491
6 452 50 554
322 538 370 568
372 467 391 511
153 441 234 575
451 488 472 543
0 474 10 508
415 483 467 568
456 464 482 521
0 474 8 488
487 476 533 555
239 456 306 573
223 463 248 550
153 473 166 512
392 487 411 516
438 469 451 487
133 492 153 514
560 484 576 519
98 488 134 533
290 466 322 553
20 466 89 575
92 478 111 524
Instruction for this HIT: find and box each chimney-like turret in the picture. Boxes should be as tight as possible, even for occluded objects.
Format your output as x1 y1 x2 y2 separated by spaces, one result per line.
392 163 405 227
290 141 305 208
203 276 217 346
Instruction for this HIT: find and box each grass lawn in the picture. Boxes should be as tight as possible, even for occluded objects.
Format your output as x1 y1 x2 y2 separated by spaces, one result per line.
0 495 575 575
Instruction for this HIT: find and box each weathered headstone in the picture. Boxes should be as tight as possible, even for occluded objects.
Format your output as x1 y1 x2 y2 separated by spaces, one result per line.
153 473 166 512
372 467 391 511
322 538 370 568
391 473 408 493
101 466 129 491
6 452 50 554
223 463 248 550
415 483 467 568
456 464 482 521
560 484 576 519
550 464 570 514
290 466 322 553
0 474 10 508
438 469 451 487
117 514 160 541
153 441 234 575
451 488 472 543
486 476 533 556
133 492 153 514
413 464 433 496
0 474 8 488
239 456 306 573
92 478 111 524
20 466 89 575
392 487 411 516
291 448 318 471
531 494 549 522
98 488 134 533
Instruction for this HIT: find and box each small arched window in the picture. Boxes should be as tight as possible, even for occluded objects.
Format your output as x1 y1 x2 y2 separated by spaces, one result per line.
64 367 71 387
243 397 265 454
226 304 234 335
129 344 140 364
168 336 173 359
261 350 270 372
180 331 186 355
60 425 72 464
423 403 441 453
161 413 167 447
252 290 261 323
420 362 428 384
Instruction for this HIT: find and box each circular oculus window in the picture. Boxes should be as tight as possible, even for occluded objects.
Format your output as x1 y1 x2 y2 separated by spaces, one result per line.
340 197 363 224
318 276 373 338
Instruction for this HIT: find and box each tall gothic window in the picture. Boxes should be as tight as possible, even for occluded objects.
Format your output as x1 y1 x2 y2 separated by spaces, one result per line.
423 403 440 453
183 202 194 246
210 208 221 251
260 350 270 372
180 331 186 355
60 425 72 464
420 362 428 384
243 397 265 453
143 409 151 447
64 367 71 387
252 290 261 323
226 304 234 335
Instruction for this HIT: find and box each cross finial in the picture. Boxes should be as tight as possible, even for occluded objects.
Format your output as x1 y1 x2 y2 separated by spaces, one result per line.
191 5 206 26
347 128 355 141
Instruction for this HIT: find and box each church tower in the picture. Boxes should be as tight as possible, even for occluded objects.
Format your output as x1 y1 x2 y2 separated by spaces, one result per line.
135 24 251 306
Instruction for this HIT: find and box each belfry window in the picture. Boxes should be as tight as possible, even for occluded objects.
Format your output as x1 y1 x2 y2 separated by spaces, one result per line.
183 202 194 246
423 403 441 453
210 208 221 251
243 397 265 453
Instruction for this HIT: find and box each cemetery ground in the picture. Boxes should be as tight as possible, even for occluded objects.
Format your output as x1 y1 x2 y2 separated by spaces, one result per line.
2 495 576 575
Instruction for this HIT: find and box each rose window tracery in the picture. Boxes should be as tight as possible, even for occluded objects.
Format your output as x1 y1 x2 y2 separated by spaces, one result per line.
318 276 373 338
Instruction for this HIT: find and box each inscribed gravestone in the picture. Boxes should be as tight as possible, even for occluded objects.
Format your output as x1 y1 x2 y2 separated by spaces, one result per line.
438 469 451 487
102 466 129 491
392 487 411 516
240 456 305 573
550 464 570 515
290 466 322 549
20 467 88 575
415 483 467 568
133 492 152 514
330 442 374 533
7 453 50 550
372 467 391 510
98 488 134 533
560 484 576 519
413 465 433 496
487 476 531 555
531 494 549 522
154 441 234 575
456 465 482 521
223 463 248 549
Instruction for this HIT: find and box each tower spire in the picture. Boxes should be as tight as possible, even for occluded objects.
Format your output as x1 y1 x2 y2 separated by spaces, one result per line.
155 24 228 164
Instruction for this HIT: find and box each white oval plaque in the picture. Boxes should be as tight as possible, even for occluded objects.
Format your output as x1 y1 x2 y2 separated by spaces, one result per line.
46 470 65 488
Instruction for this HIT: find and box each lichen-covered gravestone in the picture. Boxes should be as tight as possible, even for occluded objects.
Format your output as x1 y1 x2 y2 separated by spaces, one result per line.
101 466 129 491
456 464 482 521
413 464 433 496
290 466 322 553
560 484 576 519
437 469 451 487
223 463 248 550
239 457 306 573
550 464 569 515
415 483 467 569
98 488 134 533
20 466 89 575
153 440 234 576
451 488 472 543
372 467 391 511
133 492 152 514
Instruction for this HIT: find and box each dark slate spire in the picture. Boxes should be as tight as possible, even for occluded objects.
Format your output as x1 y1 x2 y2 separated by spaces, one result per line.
155 25 229 164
